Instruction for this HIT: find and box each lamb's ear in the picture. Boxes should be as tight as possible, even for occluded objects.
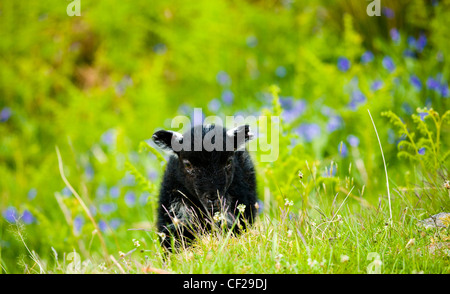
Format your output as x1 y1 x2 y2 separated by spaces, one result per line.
152 130 183 152
226 124 254 150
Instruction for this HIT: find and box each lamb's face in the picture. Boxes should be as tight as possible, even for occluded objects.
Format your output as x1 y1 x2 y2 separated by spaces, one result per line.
152 123 253 212
179 149 235 212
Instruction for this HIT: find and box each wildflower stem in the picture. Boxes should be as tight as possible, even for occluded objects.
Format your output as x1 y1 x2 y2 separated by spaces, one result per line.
55 146 111 264
367 109 392 223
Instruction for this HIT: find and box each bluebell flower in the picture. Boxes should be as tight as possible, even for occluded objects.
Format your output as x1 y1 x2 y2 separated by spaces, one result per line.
323 164 337 177
390 28 400 43
279 96 294 109
221 90 234 105
347 135 360 147
426 77 440 91
370 80 383 92
416 34 427 52
337 57 351 72
84 164 94 181
407 36 416 49
153 43 167 54
246 35 258 48
418 112 428 121
418 147 425 155
122 173 135 186
89 204 97 217
109 218 122 230
402 102 413 115
21 210 35 224
0 107 12 122
96 184 107 199
74 215 84 234
410 75 422 90
348 89 367 110
281 98 306 123
62 186 72 197
101 129 116 146
256 199 264 214
295 123 321 142
124 191 136 207
382 56 395 72
388 129 396 144
98 220 108 232
109 186 120 198
208 98 221 112
275 66 287 78
27 188 37 200
327 115 343 132
339 142 348 157
139 192 150 205
147 169 158 180
216 71 231 86
361 51 374 64
3 206 18 223
441 84 449 98
99 203 117 214
403 49 416 58
382 7 395 19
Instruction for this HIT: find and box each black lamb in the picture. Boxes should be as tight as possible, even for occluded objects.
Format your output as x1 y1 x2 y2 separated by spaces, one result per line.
152 123 258 250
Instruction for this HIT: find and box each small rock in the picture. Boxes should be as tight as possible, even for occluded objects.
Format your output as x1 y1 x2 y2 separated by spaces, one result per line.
417 212 450 229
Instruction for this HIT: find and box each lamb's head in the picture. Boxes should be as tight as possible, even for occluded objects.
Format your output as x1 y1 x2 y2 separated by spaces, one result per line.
152 124 253 212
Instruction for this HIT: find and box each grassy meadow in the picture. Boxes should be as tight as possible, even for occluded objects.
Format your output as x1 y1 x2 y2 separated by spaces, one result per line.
0 0 450 274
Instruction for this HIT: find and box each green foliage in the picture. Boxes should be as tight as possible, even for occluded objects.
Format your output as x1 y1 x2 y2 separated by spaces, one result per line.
1 0 450 274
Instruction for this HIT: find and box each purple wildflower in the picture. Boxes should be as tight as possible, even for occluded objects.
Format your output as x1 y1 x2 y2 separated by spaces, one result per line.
62 186 72 196
339 142 348 157
418 112 428 121
109 218 122 230
275 66 287 78
208 98 221 112
361 51 374 64
98 220 108 232
327 115 343 132
153 43 167 54
27 188 37 200
124 191 136 207
3 206 18 223
216 71 231 86
295 123 321 142
0 107 12 122
74 215 84 234
370 80 383 92
416 34 427 52
382 7 395 19
99 203 117 214
410 75 422 90
246 35 258 48
101 129 116 146
418 147 425 155
109 186 120 198
347 135 360 147
221 90 234 105
390 28 400 43
281 98 306 123
22 210 35 224
382 56 396 72
337 57 351 72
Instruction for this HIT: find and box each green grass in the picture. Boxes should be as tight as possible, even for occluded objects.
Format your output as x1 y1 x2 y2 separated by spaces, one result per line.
1 0 450 274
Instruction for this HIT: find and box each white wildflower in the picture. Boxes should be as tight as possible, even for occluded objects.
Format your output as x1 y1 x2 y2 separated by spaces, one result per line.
237 204 246 213
340 254 349 263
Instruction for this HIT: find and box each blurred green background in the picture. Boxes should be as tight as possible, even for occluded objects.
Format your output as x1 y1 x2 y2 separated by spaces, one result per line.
1 0 449 273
